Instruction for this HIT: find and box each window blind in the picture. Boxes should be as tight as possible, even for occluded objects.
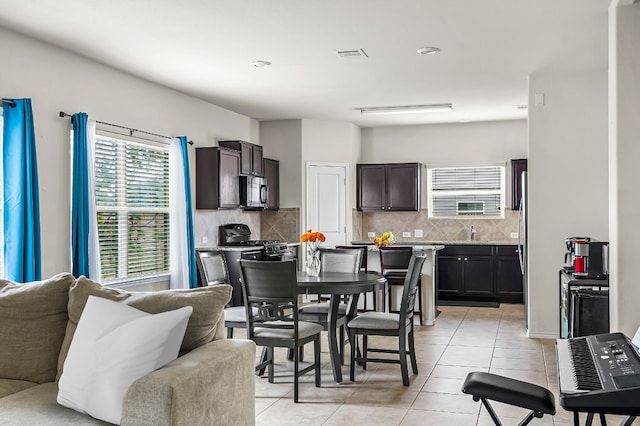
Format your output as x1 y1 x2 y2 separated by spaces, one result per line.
95 135 170 282
428 166 504 217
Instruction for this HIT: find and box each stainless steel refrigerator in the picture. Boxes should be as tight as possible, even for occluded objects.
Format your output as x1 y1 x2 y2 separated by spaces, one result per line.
517 171 528 329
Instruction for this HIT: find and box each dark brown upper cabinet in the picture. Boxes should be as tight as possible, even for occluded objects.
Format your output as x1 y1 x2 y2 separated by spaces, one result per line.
219 140 263 177
511 158 527 210
356 163 421 211
263 158 279 211
195 147 240 209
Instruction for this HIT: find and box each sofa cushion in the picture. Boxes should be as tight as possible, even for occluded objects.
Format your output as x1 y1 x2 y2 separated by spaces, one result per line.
0 378 39 399
0 273 75 384
56 277 232 379
0 382 110 425
58 296 192 425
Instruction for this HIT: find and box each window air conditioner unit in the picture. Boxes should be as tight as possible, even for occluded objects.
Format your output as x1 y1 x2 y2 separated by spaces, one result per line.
457 201 484 216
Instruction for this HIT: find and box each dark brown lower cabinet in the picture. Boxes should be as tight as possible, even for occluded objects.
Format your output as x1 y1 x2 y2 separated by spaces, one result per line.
437 244 523 304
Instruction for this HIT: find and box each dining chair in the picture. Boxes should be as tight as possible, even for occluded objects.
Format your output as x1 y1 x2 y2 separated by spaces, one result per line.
379 246 423 324
297 248 362 364
239 259 322 403
336 245 374 311
348 253 427 385
195 249 249 338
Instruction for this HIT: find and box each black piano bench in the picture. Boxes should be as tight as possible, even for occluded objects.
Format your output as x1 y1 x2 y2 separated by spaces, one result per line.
462 371 556 426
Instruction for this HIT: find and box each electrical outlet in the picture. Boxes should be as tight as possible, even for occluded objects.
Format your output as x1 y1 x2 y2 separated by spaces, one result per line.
202 236 208 244
414 229 423 238
510 232 518 239
367 232 375 238
402 231 411 238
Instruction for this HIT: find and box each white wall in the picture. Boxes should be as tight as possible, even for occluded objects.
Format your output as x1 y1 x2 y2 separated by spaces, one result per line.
361 120 528 208
259 120 302 208
0 27 257 278
528 69 608 337
609 0 640 337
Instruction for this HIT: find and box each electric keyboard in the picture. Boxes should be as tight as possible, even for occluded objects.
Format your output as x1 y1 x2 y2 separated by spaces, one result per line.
556 332 640 415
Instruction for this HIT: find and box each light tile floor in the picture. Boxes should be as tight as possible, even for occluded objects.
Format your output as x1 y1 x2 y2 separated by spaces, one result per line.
249 304 626 425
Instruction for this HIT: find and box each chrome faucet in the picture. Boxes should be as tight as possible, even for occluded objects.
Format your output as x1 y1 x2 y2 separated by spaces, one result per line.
470 225 476 241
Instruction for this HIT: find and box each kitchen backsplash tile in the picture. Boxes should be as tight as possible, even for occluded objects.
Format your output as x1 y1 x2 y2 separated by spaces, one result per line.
355 209 519 243
194 210 261 247
261 208 300 243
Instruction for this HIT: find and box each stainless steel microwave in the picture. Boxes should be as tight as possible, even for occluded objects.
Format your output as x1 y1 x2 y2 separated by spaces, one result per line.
239 175 268 210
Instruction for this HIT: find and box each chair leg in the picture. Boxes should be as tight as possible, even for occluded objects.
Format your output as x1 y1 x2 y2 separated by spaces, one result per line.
267 346 275 384
294 345 299 403
417 282 423 325
314 338 321 388
257 346 269 376
399 332 409 386
339 325 345 365
408 326 418 375
349 331 357 382
362 335 368 370
227 327 233 339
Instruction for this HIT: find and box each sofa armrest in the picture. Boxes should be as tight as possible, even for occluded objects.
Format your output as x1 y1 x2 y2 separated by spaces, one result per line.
121 339 256 426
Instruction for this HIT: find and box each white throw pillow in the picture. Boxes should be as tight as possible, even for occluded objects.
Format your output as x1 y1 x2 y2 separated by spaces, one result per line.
57 295 192 424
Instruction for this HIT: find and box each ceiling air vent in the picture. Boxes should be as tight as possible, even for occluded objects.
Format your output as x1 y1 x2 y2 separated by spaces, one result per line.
337 48 368 58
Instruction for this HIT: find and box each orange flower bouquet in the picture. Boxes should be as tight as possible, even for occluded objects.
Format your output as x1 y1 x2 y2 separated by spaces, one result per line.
300 229 326 276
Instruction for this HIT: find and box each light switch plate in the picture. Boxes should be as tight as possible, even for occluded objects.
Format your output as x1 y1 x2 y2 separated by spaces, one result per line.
414 229 423 238
367 232 375 238
202 236 208 244
510 232 518 239
402 232 411 238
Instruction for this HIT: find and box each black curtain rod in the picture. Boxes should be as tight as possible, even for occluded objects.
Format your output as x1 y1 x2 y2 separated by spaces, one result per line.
1 98 17 108
59 111 193 145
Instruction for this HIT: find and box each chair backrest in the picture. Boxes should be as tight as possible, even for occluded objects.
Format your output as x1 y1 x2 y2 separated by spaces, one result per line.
379 246 413 273
400 254 427 326
196 250 229 286
239 259 299 339
335 245 368 271
319 248 362 273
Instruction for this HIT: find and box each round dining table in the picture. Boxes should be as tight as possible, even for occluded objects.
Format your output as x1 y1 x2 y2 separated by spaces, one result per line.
297 270 386 383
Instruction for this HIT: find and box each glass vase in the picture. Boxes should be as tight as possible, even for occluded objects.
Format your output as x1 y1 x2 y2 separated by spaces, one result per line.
306 249 321 276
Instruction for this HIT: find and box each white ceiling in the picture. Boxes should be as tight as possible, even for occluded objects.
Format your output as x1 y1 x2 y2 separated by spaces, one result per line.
0 0 610 127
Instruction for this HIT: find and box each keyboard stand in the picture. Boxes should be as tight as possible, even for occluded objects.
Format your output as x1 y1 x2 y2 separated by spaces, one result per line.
571 412 636 426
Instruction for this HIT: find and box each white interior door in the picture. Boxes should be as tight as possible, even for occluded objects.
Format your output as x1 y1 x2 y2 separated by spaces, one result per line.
306 163 347 247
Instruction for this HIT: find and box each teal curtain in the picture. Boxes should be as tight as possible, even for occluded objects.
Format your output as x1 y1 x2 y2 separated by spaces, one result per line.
70 112 90 278
178 136 197 288
2 98 42 282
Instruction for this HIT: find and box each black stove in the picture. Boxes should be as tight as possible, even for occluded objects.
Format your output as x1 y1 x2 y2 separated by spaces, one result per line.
219 224 288 256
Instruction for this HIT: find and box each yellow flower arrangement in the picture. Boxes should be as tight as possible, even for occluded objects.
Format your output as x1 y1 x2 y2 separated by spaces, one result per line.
372 231 394 248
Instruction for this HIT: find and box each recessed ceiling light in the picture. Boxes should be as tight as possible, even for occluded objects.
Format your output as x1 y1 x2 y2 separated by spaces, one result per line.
251 60 271 68
359 104 453 115
417 46 441 55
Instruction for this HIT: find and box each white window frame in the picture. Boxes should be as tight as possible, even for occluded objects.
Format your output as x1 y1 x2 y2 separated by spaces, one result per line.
94 131 171 285
426 163 506 219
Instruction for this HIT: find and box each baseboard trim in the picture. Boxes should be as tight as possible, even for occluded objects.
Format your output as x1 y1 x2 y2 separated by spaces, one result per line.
437 300 500 308
526 330 558 339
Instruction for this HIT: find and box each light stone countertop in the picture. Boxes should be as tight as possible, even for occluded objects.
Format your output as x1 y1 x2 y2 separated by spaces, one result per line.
350 240 518 247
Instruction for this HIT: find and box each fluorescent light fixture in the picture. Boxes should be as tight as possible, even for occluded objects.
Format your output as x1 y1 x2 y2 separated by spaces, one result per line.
359 103 453 115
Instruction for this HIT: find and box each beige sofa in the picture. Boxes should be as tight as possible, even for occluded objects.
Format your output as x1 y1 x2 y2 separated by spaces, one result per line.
0 273 256 426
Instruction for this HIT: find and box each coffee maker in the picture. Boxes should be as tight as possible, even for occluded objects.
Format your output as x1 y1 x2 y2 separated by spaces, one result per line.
564 237 590 271
569 239 609 279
